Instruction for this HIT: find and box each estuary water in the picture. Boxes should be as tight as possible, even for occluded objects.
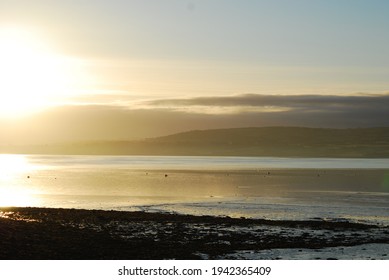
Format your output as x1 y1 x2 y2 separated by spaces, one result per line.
20 155 389 170
1 154 389 225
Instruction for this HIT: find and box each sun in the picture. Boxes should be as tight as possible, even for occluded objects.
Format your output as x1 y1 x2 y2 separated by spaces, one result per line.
0 27 82 117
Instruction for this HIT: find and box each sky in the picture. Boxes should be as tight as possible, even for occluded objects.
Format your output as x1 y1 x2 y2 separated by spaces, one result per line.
1 0 389 143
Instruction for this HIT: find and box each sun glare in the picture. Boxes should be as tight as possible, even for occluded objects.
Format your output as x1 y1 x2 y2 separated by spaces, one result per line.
0 188 37 207
0 154 38 207
0 27 85 117
0 154 32 181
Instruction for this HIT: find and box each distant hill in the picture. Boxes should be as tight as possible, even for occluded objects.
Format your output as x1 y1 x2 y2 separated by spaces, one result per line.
2 127 389 157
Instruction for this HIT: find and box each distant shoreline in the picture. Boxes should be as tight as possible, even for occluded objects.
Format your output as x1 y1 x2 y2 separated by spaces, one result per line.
2 127 389 158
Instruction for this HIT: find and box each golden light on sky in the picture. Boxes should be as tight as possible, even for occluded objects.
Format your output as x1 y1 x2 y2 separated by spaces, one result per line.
0 1 389 142
0 26 91 118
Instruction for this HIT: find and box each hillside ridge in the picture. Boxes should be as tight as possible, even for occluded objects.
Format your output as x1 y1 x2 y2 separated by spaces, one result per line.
2 126 389 157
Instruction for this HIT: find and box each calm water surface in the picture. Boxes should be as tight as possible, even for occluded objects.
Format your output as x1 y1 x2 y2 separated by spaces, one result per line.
24 155 389 170
1 154 389 225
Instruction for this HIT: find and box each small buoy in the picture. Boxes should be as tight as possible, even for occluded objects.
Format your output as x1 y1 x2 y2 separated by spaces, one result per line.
165 174 168 177
27 176 30 179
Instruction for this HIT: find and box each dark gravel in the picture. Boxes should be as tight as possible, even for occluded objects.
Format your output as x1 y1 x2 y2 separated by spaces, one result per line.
1 207 388 260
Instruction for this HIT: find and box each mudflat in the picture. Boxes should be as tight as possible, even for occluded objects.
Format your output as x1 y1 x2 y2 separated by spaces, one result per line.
1 207 388 260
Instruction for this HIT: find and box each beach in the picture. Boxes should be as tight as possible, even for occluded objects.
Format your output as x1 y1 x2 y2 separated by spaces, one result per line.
1 207 389 260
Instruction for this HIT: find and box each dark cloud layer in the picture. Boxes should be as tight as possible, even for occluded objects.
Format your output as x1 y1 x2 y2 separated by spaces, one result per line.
147 93 389 113
1 94 389 145
145 93 389 127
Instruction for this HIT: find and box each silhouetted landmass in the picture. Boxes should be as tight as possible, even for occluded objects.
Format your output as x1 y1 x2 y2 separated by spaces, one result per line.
2 127 389 157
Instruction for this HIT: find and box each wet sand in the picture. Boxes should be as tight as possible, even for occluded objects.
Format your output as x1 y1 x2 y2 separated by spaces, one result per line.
1 207 388 260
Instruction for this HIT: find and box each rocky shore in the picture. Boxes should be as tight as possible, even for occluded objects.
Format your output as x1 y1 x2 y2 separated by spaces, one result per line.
1 207 388 259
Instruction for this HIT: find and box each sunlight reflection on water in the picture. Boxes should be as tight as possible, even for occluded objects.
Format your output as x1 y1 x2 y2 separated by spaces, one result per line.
0 154 31 181
0 154 41 206
0 189 40 207
0 154 388 224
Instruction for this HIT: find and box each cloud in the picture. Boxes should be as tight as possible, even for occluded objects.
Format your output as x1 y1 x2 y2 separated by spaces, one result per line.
143 93 389 126
1 93 389 145
146 93 389 113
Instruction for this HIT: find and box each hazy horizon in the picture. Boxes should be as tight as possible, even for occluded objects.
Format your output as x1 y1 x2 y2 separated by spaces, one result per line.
1 1 389 145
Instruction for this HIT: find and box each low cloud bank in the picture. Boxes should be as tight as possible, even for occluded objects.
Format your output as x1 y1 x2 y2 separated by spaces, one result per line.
1 93 388 145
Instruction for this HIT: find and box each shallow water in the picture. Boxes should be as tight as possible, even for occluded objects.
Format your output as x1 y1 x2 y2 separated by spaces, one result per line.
222 243 389 260
1 154 388 225
17 154 389 170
